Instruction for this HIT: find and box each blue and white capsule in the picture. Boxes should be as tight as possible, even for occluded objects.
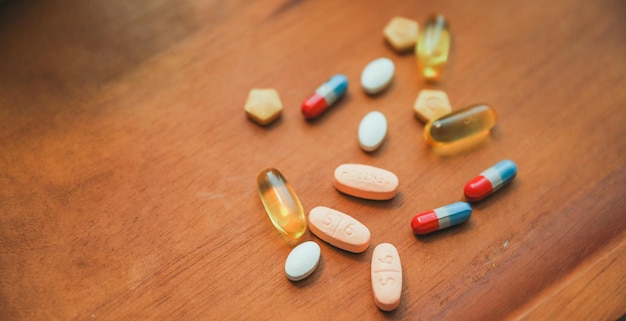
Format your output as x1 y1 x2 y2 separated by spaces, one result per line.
301 74 349 119
465 160 518 202
411 202 472 235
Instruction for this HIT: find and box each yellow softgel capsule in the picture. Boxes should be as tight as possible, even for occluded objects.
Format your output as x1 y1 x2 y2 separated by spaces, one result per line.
424 104 497 146
257 168 307 239
416 14 450 82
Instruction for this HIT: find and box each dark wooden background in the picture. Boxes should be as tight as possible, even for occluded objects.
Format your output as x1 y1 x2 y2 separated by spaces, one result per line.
1 0 624 320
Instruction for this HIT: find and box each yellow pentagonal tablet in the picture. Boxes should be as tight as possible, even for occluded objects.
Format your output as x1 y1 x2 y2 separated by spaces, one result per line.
244 88 283 125
413 89 452 123
383 17 419 52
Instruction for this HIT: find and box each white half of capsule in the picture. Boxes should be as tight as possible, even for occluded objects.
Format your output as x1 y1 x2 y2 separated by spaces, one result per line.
316 83 338 104
433 207 451 229
358 111 388 152
481 168 504 191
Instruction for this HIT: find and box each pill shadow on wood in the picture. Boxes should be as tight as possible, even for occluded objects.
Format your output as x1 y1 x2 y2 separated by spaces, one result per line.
468 180 520 211
288 254 325 288
304 94 352 127
246 113 285 130
412 219 476 244
426 132 493 157
320 244 371 264
363 78 395 99
336 191 405 210
361 135 391 158
382 38 415 56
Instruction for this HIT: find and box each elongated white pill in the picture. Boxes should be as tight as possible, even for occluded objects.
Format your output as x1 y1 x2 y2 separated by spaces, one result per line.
360 58 395 94
284 241 321 281
358 111 387 152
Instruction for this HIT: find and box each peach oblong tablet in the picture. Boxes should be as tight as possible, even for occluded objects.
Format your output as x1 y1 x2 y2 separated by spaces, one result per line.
333 164 399 200
308 206 371 253
371 243 402 311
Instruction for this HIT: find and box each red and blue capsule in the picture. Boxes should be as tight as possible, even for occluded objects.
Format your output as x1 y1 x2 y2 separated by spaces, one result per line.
411 202 472 235
301 74 348 119
464 160 518 202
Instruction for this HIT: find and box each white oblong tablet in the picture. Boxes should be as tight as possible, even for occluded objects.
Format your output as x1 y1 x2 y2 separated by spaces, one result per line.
360 57 395 94
284 241 321 281
358 111 387 152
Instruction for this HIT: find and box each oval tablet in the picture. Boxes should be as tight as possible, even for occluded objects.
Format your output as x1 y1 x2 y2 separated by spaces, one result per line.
371 243 402 311
361 58 395 94
308 206 371 253
284 241 321 281
333 164 399 200
358 111 387 152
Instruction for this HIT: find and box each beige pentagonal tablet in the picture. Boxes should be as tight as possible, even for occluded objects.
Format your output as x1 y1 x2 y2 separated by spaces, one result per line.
413 89 452 123
308 206 371 253
383 17 419 52
244 88 283 125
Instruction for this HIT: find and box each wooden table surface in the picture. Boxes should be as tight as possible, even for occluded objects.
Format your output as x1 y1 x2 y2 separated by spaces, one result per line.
1 0 625 320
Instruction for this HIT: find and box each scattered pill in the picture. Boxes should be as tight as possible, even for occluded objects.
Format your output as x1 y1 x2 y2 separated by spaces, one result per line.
411 202 472 235
424 104 497 146
413 89 452 123
333 164 399 200
416 14 450 82
308 206 371 253
360 58 395 94
301 74 349 119
358 111 388 152
465 160 518 202
371 243 402 311
244 88 283 125
383 16 419 52
257 168 307 239
284 241 321 281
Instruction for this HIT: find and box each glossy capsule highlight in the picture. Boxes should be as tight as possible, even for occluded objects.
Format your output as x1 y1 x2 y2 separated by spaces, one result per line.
424 104 497 146
301 74 348 119
257 168 307 239
465 160 517 202
411 202 472 235
416 14 450 82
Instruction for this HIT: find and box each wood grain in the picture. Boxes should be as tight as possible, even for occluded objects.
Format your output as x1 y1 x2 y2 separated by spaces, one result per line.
1 0 624 320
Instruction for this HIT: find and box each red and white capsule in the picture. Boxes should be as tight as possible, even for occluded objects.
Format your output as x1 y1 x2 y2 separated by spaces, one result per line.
301 74 348 119
411 202 472 235
464 160 518 202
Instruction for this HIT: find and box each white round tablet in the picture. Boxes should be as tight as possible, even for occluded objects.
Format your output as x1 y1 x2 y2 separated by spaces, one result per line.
360 57 395 94
284 241 321 281
358 111 388 152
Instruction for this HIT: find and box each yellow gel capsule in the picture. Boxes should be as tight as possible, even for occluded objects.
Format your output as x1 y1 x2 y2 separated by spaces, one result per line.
257 168 307 239
416 14 450 82
424 104 497 146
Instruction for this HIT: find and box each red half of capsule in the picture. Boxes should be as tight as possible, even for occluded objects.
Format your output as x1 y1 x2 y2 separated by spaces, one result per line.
301 94 328 119
410 211 439 235
464 176 494 202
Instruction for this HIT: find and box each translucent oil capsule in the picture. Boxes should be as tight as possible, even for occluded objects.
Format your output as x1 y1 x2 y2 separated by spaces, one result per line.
416 14 450 82
257 168 307 239
424 104 497 146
